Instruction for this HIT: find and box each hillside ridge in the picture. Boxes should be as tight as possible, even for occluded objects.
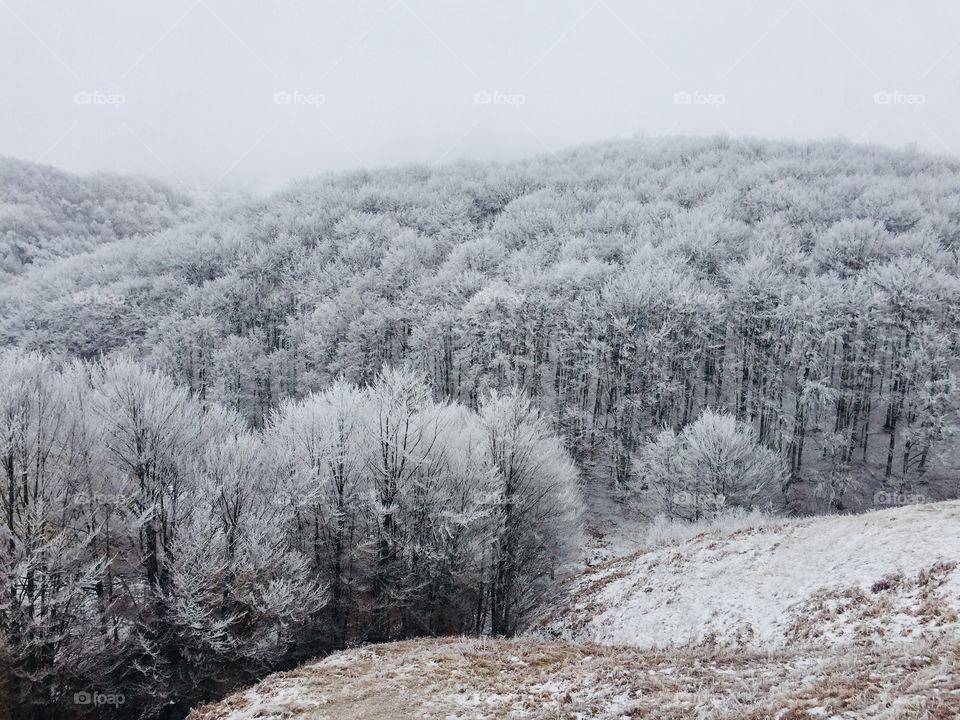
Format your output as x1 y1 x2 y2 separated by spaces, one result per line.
540 500 960 649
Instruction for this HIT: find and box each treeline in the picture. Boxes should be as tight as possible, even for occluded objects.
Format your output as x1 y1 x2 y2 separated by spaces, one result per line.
0 350 579 719
1 137 959 511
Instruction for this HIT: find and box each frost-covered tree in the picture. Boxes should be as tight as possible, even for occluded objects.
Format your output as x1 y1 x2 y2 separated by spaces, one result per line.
0 351 107 719
480 390 581 635
640 409 785 521
364 367 446 641
264 381 367 647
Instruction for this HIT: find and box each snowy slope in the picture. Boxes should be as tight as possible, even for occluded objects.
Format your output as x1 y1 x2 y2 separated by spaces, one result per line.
539 501 960 649
188 502 960 720
187 635 960 720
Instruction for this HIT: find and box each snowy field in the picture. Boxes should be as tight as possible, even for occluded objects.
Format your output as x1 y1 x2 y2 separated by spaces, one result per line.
542 501 960 649
186 635 960 720
188 502 960 719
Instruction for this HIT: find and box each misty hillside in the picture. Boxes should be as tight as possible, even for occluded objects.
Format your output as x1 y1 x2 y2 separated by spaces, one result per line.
3 137 960 513
0 157 192 279
187 502 960 720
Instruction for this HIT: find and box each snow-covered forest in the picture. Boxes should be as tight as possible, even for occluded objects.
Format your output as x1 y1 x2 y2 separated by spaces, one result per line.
2 136 960 717
5 137 959 505
1 351 579 717
0 158 192 280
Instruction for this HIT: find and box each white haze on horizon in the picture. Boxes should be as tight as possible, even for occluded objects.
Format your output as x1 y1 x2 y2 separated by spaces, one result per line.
1 0 958 193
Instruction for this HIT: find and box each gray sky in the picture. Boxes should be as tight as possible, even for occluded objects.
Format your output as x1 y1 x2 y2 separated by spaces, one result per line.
1 0 958 193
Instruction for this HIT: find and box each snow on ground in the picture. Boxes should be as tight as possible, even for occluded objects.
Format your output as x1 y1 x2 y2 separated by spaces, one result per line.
187 502 960 719
539 501 960 649
187 635 960 719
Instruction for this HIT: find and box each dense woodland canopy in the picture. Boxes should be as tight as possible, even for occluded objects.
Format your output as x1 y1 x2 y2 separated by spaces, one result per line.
3 136 958 510
0 158 192 280
2 136 960 717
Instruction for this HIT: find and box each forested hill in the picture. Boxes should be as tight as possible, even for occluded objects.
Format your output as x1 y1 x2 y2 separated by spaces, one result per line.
0 157 193 279
3 137 960 514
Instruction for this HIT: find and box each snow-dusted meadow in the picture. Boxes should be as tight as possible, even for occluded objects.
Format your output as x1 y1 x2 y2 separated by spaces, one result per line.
189 501 960 720
188 634 960 719
541 501 960 649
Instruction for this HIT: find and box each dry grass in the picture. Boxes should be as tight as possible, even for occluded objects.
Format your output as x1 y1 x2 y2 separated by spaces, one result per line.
785 561 960 647
187 634 960 720
189 506 960 719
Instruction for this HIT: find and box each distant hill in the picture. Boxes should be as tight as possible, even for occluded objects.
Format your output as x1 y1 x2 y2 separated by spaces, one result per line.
0 156 192 279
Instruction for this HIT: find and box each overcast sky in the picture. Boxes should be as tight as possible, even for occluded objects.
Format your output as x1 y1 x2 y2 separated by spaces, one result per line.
1 0 958 193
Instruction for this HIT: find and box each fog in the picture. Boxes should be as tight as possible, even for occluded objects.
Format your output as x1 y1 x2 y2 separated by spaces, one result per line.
1 0 957 192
